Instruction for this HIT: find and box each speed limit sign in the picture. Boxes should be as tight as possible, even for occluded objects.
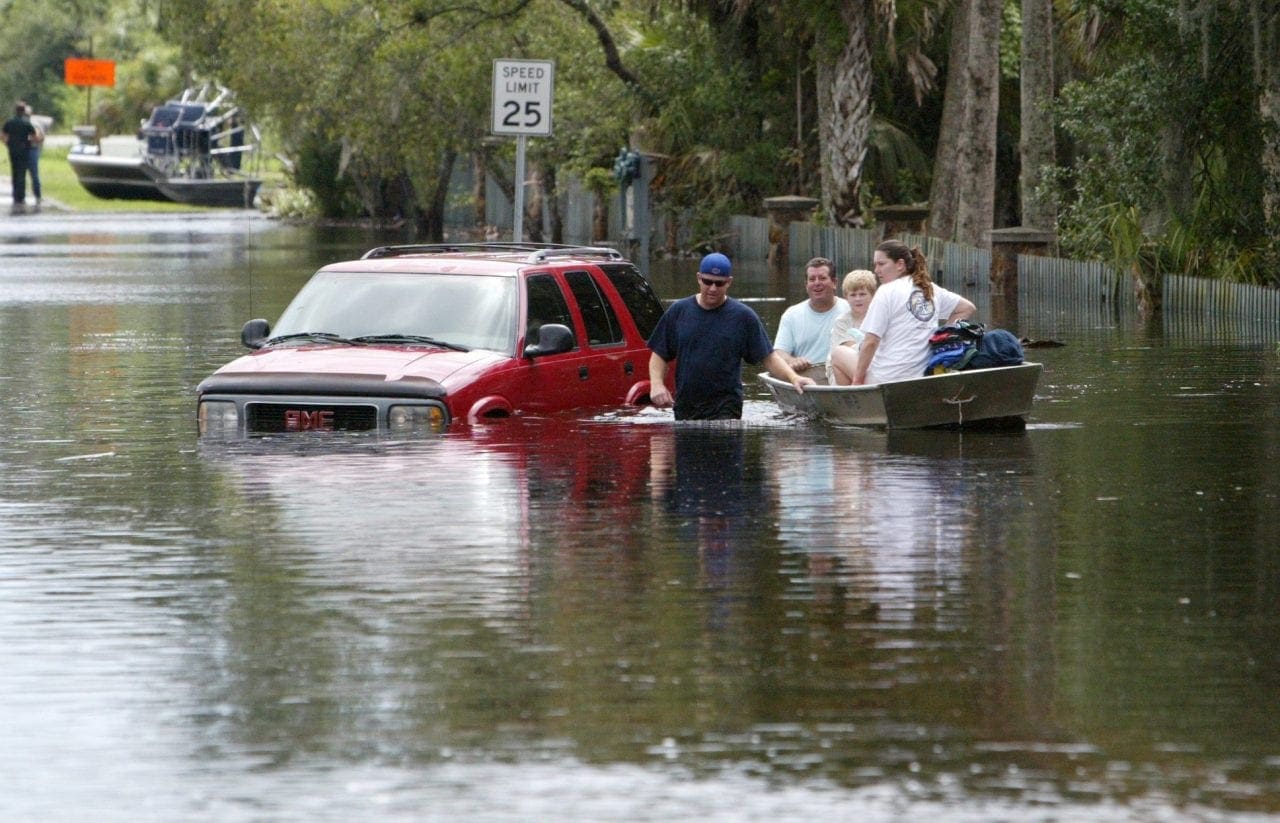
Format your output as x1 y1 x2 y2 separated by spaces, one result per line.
492 59 554 137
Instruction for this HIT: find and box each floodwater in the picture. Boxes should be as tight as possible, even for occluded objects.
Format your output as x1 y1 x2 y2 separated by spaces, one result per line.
2 213 1279 822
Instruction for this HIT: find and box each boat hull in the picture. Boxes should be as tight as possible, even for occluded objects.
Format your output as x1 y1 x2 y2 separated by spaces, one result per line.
759 362 1043 429
152 175 262 208
66 152 172 201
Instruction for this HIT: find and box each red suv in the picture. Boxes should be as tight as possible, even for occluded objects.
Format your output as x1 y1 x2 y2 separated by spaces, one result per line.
197 244 668 436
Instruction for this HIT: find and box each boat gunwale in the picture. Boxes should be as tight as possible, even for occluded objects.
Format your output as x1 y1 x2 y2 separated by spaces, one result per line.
758 362 1043 429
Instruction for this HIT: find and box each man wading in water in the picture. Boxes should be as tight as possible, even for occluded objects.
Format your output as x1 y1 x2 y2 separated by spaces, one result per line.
647 252 813 421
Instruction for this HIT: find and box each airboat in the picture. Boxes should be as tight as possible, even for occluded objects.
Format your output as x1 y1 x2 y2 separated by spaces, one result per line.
67 83 263 208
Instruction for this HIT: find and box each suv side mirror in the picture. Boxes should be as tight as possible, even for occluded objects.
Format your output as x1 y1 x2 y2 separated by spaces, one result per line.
241 318 271 349
523 323 574 358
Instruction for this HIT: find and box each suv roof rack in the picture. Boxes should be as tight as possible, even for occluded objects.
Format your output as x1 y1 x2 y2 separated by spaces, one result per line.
524 246 624 263
361 242 624 262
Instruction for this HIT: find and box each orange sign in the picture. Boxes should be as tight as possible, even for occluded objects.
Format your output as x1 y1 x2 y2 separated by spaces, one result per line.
65 58 116 87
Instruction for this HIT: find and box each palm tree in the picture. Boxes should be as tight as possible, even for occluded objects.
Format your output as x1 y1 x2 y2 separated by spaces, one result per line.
1020 0 1057 230
928 0 1002 246
781 0 950 225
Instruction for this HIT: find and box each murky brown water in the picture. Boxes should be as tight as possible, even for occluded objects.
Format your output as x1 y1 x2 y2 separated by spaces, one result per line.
2 213 1279 821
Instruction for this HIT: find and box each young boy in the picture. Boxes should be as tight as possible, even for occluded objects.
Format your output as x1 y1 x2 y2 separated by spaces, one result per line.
827 269 877 386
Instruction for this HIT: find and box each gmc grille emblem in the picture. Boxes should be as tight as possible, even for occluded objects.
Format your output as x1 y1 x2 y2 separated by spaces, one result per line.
285 409 335 432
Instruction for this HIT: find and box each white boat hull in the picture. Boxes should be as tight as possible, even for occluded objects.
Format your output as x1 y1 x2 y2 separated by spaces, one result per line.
759 362 1043 429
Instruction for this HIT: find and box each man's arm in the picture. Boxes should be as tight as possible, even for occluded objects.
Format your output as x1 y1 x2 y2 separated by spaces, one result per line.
648 352 674 407
852 333 881 385
772 309 811 371
776 349 811 371
762 350 814 393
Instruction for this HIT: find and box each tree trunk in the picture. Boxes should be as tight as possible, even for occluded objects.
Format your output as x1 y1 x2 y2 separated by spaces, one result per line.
1019 0 1056 230
525 161 545 243
415 148 456 242
929 0 1002 247
592 190 609 243
928 1 972 241
544 165 564 244
1255 0 1280 276
472 150 488 232
815 2 873 226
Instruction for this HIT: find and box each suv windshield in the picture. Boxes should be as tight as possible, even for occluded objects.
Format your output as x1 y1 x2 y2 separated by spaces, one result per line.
271 271 517 354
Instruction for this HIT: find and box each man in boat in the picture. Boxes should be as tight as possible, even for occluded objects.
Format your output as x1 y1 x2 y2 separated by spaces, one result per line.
772 256 850 376
648 252 814 420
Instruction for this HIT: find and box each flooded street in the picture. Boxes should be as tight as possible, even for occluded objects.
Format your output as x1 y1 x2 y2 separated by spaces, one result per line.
2 213 1279 821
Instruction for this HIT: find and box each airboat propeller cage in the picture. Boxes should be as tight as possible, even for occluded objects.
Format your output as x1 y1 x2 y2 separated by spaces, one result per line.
140 82 260 180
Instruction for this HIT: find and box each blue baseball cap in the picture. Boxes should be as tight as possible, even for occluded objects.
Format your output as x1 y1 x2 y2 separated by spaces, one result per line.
698 252 732 278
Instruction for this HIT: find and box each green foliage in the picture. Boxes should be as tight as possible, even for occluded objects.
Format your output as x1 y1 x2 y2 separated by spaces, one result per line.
1053 2 1272 285
863 118 932 205
5 0 1274 293
582 166 617 197
1053 58 1168 253
0 0 189 134
290 133 360 220
623 6 793 225
1000 0 1022 80
0 0 80 124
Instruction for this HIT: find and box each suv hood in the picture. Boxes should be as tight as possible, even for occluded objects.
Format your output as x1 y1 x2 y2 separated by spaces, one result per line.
207 345 505 385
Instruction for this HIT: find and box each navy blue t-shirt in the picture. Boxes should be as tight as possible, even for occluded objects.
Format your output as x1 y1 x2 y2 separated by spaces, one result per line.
647 296 773 419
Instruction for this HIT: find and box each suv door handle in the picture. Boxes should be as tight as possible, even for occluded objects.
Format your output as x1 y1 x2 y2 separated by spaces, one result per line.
579 366 589 380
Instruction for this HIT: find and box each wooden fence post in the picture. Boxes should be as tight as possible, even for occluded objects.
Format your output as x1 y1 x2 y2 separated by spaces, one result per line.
871 204 930 240
987 227 1056 330
763 195 818 282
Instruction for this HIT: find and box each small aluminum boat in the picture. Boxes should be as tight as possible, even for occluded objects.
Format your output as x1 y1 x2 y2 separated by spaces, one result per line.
759 362 1042 429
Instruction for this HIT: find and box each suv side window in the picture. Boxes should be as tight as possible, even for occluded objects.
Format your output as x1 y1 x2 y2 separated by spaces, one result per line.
525 273 577 348
565 270 622 346
600 264 664 340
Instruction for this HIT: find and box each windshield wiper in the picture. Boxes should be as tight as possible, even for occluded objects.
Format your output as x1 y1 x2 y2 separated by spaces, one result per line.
265 332 358 346
349 334 470 352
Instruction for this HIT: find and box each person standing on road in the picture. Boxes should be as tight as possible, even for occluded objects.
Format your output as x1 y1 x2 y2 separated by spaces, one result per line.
772 256 849 374
648 252 814 421
23 104 43 209
2 101 36 211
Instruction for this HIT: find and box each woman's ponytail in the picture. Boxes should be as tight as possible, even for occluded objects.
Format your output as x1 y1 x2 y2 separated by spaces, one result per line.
876 239 934 301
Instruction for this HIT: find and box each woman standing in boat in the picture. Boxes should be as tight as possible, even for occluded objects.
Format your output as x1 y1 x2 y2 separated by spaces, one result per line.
851 239 976 385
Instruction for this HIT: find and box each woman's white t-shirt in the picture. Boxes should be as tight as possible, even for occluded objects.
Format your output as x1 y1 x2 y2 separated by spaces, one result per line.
859 277 962 384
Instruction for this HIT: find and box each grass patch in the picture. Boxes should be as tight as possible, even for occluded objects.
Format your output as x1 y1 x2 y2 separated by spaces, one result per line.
6 143 285 213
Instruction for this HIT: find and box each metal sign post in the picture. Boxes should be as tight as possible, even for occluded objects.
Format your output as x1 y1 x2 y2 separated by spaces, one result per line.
491 58 554 243
512 134 527 243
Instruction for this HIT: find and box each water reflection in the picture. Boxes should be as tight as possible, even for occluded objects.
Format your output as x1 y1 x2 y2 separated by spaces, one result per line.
651 427 767 611
5 217 1280 819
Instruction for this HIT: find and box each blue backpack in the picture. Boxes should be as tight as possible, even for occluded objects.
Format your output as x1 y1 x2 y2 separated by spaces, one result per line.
967 329 1025 369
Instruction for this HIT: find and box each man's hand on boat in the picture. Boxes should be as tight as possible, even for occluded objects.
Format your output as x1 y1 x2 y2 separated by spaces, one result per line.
763 351 815 393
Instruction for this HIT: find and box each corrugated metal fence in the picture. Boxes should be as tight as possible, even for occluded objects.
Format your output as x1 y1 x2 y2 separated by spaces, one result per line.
728 215 770 261
780 219 1279 341
1018 254 1135 330
446 173 1279 340
788 222 879 273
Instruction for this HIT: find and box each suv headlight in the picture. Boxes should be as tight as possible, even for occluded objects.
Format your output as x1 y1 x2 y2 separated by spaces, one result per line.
388 403 447 434
198 400 240 436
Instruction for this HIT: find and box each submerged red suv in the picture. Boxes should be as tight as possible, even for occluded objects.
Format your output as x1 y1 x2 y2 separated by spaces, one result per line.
197 244 668 436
